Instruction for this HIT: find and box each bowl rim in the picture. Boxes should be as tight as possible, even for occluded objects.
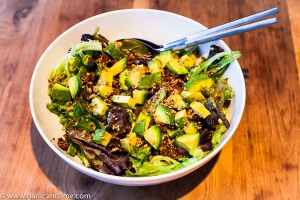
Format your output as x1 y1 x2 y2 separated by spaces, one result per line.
29 8 246 186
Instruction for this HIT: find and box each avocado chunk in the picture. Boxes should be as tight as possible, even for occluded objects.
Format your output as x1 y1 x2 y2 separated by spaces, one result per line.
133 89 147 105
119 69 129 90
104 42 125 60
174 133 200 152
154 105 175 125
189 54 197 62
148 58 162 73
98 85 113 98
144 125 161 150
159 50 175 68
166 59 189 75
120 132 137 153
167 129 183 139
175 109 188 128
180 91 206 103
167 94 187 110
179 55 195 69
132 119 146 136
184 74 214 94
108 57 127 76
98 70 113 86
51 84 71 101
190 101 211 119
112 95 136 109
125 65 148 87
93 128 112 146
132 112 151 135
183 122 198 134
91 97 108 116
68 76 80 99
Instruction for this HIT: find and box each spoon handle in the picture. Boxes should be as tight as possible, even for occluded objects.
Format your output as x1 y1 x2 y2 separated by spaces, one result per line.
173 18 277 50
163 7 278 50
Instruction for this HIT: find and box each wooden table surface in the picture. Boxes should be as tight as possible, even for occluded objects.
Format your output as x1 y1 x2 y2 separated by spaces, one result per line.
0 0 299 199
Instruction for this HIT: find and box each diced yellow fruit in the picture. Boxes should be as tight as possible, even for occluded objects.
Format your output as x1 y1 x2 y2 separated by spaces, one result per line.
183 122 198 134
167 94 187 110
190 101 211 118
136 112 151 132
93 129 112 146
180 91 206 103
98 85 113 98
120 132 137 153
133 90 147 105
179 55 195 69
189 54 197 62
99 70 113 86
108 57 127 76
186 78 214 93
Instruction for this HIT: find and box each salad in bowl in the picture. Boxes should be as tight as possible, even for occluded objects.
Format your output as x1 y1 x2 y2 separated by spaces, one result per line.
46 28 240 177
30 9 245 186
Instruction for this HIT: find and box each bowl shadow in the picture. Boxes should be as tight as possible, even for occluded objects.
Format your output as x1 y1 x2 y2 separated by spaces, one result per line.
31 120 220 200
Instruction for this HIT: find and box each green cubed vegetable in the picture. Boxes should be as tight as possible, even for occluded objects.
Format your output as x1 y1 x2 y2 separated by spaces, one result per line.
190 101 211 119
175 109 188 128
154 105 175 125
120 132 137 153
68 76 80 99
51 84 71 101
112 95 136 109
144 125 162 150
166 59 189 75
132 112 151 135
91 97 108 116
133 90 147 105
93 129 112 146
174 133 200 152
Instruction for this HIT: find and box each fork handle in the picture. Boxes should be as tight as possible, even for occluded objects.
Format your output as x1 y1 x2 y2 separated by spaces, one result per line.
163 18 277 51
162 7 278 51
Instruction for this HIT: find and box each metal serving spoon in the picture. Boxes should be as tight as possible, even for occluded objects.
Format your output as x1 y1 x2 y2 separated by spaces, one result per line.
119 7 278 54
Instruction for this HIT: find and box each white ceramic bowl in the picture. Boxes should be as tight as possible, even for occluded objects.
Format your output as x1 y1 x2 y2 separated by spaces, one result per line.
30 9 245 186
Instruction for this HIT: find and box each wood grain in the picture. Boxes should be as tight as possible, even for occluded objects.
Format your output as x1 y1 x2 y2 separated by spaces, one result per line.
0 0 299 199
286 0 300 84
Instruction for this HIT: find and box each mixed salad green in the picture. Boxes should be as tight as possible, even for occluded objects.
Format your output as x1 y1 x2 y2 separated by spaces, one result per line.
47 28 241 176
